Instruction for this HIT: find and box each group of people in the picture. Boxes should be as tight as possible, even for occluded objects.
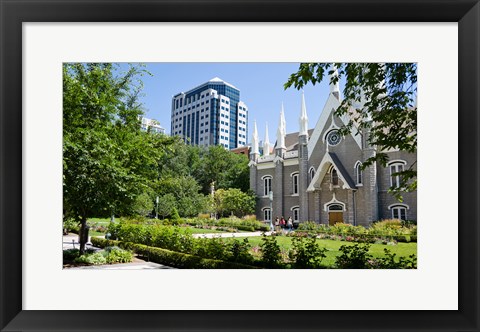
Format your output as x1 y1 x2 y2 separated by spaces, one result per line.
271 216 294 232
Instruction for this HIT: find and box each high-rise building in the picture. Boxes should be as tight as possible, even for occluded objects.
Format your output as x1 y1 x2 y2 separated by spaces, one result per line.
170 77 248 149
139 116 165 134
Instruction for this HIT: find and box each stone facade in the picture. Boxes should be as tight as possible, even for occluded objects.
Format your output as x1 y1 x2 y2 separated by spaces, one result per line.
249 87 417 226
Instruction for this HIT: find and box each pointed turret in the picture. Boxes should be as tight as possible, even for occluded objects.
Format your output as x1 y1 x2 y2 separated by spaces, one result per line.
276 103 286 150
299 91 309 137
263 123 270 156
250 120 259 157
329 66 340 99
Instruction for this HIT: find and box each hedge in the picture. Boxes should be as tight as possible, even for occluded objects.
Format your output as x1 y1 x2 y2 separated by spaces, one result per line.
91 237 257 269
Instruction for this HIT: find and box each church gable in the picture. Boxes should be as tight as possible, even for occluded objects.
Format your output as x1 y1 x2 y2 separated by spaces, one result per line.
307 93 362 160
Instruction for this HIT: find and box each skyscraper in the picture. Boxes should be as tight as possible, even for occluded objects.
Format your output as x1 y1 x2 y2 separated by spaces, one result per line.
170 77 248 149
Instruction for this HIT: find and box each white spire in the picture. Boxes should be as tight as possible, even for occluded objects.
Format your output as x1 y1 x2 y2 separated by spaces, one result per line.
276 103 286 149
263 123 270 156
299 90 309 137
329 65 340 96
251 120 259 155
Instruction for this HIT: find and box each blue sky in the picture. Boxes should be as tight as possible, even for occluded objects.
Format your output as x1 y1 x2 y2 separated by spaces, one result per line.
129 63 337 143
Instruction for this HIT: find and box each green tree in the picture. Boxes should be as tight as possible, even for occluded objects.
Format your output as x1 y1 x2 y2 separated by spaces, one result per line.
194 145 250 194
285 63 417 200
132 192 154 217
154 175 208 217
63 63 156 254
212 188 255 218
156 194 176 219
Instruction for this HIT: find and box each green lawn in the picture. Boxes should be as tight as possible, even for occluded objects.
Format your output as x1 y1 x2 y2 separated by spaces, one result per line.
188 227 226 234
226 236 417 267
87 218 114 225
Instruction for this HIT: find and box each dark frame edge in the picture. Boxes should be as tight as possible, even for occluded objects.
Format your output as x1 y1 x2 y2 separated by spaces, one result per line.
1 0 479 331
459 1 480 331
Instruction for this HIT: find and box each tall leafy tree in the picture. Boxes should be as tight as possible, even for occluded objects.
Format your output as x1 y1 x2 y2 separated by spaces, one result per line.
285 63 417 199
63 63 156 254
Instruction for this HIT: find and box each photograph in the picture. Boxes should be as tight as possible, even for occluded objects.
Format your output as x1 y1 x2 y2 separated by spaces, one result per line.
62 62 418 270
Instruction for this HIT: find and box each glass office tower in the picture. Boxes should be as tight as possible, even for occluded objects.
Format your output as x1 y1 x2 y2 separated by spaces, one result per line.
171 77 248 149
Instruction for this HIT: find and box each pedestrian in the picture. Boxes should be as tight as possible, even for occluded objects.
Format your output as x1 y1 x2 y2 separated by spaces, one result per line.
280 216 286 229
287 217 293 231
274 217 280 231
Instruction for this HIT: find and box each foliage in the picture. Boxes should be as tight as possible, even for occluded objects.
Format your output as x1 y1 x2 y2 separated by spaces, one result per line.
91 237 257 269
212 188 256 218
73 252 107 265
285 63 417 200
154 175 209 218
63 63 162 253
295 221 416 243
63 218 80 234
335 243 372 269
182 216 268 232
108 221 195 254
289 237 327 268
230 238 255 265
373 249 417 269
103 246 134 264
260 235 283 268
192 145 250 194
63 248 80 261
156 194 176 219
131 192 154 217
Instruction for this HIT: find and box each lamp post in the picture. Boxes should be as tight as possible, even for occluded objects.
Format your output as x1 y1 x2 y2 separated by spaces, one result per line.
269 191 274 232
155 196 159 219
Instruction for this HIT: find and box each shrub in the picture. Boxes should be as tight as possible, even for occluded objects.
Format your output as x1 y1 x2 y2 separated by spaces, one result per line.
289 237 327 268
335 243 372 269
373 249 417 269
103 246 134 264
230 238 255 265
297 221 319 231
74 252 106 265
260 235 283 268
63 248 80 261
63 218 80 234
91 237 256 269
197 213 211 220
194 237 229 261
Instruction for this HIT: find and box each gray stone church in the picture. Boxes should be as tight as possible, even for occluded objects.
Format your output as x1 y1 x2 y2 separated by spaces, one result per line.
249 77 417 227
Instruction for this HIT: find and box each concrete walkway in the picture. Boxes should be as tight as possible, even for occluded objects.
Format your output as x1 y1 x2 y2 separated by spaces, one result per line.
192 231 274 238
62 234 175 269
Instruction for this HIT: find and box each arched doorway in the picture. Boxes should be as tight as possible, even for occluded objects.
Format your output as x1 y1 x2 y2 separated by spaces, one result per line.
327 203 344 225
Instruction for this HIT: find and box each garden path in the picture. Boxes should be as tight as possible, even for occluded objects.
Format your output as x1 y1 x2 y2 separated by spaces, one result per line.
192 231 273 238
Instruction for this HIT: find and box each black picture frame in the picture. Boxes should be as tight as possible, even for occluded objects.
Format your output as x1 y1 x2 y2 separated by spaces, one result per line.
1 1 479 331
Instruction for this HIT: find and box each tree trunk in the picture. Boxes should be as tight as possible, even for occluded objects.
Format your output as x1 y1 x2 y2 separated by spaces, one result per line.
79 216 88 255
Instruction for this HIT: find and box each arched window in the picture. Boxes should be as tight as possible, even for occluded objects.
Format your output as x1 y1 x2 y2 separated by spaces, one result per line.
309 167 316 184
292 207 300 221
327 204 344 211
354 162 363 185
389 160 406 188
262 208 272 221
262 176 272 196
331 168 339 186
389 204 408 220
292 173 299 195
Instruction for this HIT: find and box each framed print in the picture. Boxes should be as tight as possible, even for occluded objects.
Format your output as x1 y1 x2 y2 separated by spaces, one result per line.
1 0 479 331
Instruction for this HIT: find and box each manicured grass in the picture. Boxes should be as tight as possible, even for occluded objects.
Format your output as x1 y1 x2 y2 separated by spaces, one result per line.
87 218 114 225
188 228 226 234
88 230 106 237
226 236 417 268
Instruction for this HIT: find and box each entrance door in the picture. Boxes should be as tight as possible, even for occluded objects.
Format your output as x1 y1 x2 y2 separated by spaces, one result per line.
328 212 343 225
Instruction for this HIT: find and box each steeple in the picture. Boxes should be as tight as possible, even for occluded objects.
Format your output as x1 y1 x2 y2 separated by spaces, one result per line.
276 103 286 150
299 90 309 137
329 66 340 99
251 120 259 156
263 123 270 156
